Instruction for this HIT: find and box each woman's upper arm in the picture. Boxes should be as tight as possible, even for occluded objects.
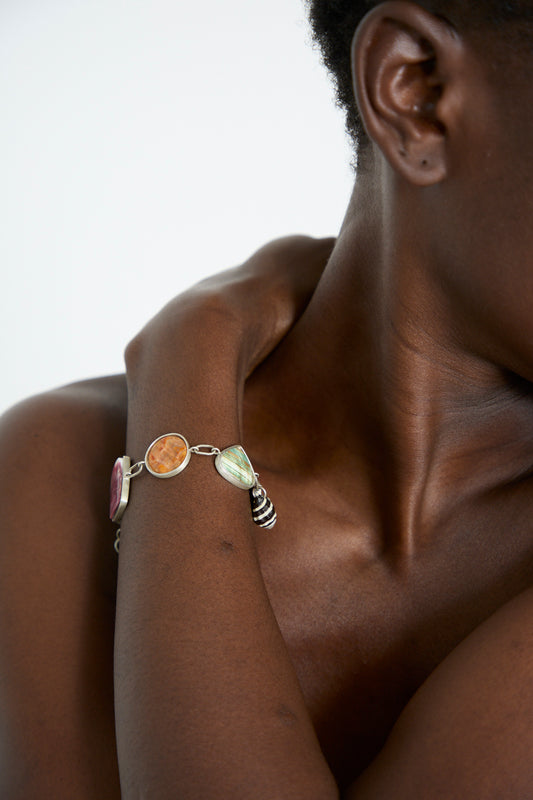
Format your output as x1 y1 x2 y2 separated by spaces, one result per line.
346 586 533 799
0 385 124 799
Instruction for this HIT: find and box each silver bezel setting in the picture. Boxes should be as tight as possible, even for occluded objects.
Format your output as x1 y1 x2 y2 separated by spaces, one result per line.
144 433 191 478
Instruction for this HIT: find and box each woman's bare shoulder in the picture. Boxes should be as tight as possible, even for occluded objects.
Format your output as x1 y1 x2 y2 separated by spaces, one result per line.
1 373 127 432
0 373 128 556
0 370 128 583
347 587 533 799
0 377 126 797
0 374 127 472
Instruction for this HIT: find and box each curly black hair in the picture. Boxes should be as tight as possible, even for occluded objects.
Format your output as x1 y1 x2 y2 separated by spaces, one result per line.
306 0 533 149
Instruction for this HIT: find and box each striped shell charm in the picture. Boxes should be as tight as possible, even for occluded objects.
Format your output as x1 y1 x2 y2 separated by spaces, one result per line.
250 484 277 529
215 445 256 489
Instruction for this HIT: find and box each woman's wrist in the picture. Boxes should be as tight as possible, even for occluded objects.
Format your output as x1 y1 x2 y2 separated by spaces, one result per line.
125 334 246 447
125 386 241 457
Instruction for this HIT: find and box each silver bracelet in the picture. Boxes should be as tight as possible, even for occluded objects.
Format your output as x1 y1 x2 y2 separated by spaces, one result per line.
110 433 277 552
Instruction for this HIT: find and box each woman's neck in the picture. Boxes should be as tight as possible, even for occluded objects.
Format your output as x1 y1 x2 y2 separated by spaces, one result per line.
245 176 533 552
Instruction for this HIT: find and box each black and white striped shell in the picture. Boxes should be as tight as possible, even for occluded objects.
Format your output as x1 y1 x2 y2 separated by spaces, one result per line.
249 486 277 529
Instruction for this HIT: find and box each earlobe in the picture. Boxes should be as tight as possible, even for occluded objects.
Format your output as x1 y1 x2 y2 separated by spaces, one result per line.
352 1 464 185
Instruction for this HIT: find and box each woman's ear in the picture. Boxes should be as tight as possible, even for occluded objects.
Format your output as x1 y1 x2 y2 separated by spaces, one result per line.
352 1 466 185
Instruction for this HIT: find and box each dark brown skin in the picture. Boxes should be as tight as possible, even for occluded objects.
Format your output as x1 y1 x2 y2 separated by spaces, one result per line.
0 376 126 798
2 1 533 797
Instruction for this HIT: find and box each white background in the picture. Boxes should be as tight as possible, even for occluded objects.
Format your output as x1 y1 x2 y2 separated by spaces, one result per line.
1 0 354 415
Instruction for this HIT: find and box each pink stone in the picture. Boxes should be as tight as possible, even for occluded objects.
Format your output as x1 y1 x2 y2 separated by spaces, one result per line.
109 457 131 522
109 458 124 520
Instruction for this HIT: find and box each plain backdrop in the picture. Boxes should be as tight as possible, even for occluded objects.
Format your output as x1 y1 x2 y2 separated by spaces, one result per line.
1 0 354 415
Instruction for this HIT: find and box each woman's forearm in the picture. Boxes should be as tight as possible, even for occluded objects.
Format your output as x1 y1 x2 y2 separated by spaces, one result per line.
113 334 337 798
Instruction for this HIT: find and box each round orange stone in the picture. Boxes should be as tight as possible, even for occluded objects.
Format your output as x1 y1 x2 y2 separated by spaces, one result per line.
146 435 188 474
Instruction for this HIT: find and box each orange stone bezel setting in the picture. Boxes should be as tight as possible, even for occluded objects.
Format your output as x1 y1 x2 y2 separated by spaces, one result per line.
144 433 191 478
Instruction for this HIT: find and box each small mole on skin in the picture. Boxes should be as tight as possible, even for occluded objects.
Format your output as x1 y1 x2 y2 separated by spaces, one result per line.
220 540 236 554
277 705 298 727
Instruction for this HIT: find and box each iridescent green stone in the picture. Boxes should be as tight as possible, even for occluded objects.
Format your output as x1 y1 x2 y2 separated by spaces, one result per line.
215 445 256 489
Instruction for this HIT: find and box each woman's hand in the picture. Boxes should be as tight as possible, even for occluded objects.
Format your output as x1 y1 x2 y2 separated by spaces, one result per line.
125 235 334 387
123 234 334 448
